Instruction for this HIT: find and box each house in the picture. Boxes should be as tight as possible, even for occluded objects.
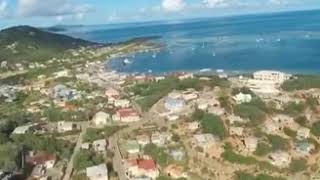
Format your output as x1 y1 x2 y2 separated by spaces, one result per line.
233 93 252 104
187 122 200 131
164 96 186 112
136 134 150 147
27 152 56 169
196 97 220 111
295 142 315 156
228 115 247 125
57 121 78 133
86 164 108 180
114 99 131 108
193 134 223 158
253 70 291 83
12 124 36 135
164 164 187 179
113 108 140 123
52 84 79 102
242 137 258 153
297 127 310 140
123 140 140 154
105 88 120 103
93 139 107 153
81 142 92 150
229 127 244 137
151 132 172 146
125 159 159 179
181 89 198 101
178 73 194 80
268 151 291 168
169 149 185 161
93 112 111 126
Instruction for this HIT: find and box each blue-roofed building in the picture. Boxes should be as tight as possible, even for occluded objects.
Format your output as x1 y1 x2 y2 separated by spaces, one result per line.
164 97 185 112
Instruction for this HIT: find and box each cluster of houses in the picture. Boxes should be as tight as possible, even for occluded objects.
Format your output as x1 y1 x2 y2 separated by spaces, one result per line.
0 85 18 103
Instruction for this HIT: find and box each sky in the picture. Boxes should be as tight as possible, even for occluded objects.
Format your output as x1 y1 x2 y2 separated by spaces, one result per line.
0 0 319 29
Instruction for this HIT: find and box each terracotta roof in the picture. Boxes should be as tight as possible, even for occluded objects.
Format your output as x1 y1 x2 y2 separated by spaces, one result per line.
138 159 156 171
28 152 56 165
117 108 139 117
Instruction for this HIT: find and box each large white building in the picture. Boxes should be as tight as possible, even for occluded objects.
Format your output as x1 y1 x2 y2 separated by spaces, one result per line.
253 71 291 83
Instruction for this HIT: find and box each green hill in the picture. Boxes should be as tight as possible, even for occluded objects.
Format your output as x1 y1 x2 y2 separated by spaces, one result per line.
0 25 99 63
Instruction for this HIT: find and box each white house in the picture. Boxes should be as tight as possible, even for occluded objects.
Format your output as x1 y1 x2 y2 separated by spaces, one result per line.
233 93 252 104
93 112 111 126
268 151 291 168
86 164 109 180
136 134 150 147
297 127 310 140
243 137 258 153
253 70 291 83
114 99 131 108
12 124 35 135
57 121 77 133
151 132 172 146
93 139 107 153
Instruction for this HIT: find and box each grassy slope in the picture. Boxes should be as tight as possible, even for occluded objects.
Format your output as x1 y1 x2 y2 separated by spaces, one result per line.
0 26 98 63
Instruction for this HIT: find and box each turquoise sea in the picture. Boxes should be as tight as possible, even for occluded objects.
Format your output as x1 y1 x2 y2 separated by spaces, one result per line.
64 10 320 74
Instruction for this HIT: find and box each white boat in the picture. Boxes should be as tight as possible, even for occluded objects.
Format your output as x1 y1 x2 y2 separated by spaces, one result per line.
216 69 224 73
148 69 153 73
212 52 216 57
152 53 157 58
256 38 264 43
200 68 211 72
123 58 132 64
276 38 281 42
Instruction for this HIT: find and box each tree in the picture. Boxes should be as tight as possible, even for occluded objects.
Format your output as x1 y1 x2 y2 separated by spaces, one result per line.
171 134 180 142
144 144 171 166
234 104 266 126
200 114 225 139
267 135 289 151
254 142 272 156
289 159 307 173
73 150 104 171
311 121 320 136
0 144 18 171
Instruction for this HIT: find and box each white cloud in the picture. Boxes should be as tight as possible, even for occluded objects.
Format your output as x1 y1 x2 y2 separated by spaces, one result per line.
0 0 7 17
203 0 229 8
162 0 186 12
17 0 93 17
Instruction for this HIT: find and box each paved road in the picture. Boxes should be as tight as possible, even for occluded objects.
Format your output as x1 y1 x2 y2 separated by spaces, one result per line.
62 123 88 180
110 133 127 180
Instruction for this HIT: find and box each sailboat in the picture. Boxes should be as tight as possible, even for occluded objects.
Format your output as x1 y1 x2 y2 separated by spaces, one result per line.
123 58 132 64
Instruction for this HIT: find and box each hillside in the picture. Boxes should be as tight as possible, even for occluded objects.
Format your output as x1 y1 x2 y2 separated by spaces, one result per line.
0 26 99 63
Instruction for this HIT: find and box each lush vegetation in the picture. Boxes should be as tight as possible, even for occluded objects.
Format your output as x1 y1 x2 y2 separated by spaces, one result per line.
282 75 320 91
282 102 306 117
73 150 104 171
0 26 97 63
83 126 122 142
267 135 289 151
222 144 278 171
235 171 286 180
200 113 226 139
289 159 308 173
254 142 272 156
311 121 320 136
234 104 266 126
144 143 172 166
192 110 226 138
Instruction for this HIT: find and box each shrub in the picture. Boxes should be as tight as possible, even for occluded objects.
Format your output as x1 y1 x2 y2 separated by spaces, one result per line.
254 142 272 156
289 159 308 173
311 121 320 136
267 135 289 151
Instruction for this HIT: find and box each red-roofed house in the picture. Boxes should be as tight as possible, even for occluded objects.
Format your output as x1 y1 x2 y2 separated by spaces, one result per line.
113 108 140 123
26 151 56 169
124 159 159 179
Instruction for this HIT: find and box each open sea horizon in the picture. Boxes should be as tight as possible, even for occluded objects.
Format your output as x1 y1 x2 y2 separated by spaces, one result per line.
64 10 320 75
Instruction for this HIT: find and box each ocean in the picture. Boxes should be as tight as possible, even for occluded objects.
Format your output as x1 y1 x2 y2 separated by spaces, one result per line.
64 10 320 74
